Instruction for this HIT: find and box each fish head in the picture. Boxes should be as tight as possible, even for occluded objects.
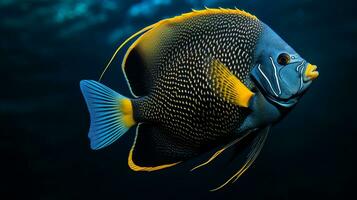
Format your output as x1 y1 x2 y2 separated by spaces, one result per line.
251 23 318 108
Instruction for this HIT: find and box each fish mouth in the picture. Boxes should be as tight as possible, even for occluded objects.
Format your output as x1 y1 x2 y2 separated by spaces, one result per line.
304 64 319 82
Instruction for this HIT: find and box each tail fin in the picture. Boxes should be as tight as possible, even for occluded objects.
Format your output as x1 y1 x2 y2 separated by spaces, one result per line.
80 80 136 150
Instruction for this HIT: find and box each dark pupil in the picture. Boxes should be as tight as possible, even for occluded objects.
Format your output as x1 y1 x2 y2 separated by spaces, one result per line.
278 53 290 65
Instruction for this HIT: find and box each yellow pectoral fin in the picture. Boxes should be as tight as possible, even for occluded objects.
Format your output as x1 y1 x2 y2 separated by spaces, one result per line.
210 59 254 108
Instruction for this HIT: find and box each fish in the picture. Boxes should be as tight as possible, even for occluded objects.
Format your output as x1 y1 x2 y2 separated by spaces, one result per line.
79 8 318 190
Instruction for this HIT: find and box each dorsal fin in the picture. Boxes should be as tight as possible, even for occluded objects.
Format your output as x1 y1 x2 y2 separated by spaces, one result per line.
120 8 258 97
162 8 258 25
98 24 155 82
121 7 258 71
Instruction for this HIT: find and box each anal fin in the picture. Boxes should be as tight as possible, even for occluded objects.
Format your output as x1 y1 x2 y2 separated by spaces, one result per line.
128 123 198 172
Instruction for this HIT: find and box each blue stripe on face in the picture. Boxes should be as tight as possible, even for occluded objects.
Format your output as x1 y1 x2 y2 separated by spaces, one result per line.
257 64 279 97
269 57 282 95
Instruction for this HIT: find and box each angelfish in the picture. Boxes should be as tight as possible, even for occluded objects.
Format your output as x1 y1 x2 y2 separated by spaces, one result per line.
80 8 318 190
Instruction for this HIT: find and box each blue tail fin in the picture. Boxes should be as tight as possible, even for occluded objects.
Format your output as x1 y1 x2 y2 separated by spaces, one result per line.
80 80 136 150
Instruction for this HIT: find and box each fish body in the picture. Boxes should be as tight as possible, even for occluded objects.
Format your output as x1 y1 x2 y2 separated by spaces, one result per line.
128 10 262 157
80 8 318 189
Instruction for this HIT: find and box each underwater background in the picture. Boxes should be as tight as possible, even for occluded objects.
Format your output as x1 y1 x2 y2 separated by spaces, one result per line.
2 0 357 199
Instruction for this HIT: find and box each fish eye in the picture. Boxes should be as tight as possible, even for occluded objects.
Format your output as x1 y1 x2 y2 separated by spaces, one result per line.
277 53 291 66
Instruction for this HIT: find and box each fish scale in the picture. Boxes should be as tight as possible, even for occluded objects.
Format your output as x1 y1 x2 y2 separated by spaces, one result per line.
132 13 262 151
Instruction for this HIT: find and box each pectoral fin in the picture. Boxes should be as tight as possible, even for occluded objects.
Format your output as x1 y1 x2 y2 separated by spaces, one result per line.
209 59 254 108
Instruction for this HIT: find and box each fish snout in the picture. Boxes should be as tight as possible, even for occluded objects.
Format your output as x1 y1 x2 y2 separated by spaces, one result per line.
304 63 319 81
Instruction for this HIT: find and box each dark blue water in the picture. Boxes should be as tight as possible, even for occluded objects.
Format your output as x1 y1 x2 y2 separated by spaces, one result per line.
2 0 356 199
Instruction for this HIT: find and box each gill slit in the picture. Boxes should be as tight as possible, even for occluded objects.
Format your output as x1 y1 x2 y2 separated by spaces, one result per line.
299 65 304 90
269 57 281 95
296 60 305 72
258 64 279 97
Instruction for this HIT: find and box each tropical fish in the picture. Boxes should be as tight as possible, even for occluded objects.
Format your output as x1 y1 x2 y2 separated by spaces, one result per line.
80 8 318 190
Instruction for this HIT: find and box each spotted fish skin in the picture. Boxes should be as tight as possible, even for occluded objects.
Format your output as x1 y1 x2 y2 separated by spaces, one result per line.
129 11 263 154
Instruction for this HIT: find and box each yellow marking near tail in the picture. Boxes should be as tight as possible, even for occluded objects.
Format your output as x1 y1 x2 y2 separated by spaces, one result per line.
210 59 254 108
119 99 136 128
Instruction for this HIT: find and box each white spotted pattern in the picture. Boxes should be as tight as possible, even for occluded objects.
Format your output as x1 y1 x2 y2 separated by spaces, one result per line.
133 13 262 153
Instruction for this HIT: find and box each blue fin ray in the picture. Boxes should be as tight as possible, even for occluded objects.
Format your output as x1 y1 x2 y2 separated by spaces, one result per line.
80 80 135 150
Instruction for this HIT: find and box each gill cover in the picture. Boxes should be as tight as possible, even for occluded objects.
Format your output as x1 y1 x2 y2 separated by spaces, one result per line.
251 23 317 107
